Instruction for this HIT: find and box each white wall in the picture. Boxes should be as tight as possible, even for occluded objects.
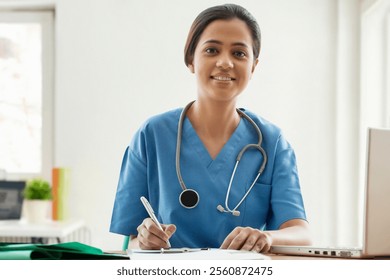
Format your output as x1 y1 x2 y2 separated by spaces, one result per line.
51 0 360 250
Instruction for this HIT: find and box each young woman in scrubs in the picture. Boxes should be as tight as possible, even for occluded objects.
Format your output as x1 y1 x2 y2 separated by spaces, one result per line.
110 4 312 252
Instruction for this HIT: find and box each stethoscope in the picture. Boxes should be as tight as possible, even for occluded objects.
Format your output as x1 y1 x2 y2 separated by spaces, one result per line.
176 101 267 216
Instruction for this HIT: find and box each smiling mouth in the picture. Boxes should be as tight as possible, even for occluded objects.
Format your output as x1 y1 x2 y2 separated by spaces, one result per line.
211 76 236 81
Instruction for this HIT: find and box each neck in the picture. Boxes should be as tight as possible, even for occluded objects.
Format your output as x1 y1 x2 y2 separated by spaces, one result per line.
186 99 240 138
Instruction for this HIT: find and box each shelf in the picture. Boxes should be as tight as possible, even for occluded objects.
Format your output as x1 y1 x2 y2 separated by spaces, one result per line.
0 219 89 243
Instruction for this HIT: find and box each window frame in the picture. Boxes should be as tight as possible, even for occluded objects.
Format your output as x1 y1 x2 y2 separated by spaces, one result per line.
0 9 54 181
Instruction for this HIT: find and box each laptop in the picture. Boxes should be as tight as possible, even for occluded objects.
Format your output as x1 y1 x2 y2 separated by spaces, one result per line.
0 181 25 220
270 127 390 258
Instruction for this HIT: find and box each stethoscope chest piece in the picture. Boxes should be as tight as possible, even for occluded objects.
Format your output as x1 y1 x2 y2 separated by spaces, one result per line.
179 189 199 209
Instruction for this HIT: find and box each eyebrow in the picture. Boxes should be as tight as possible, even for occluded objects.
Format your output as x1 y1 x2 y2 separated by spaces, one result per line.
202 39 250 49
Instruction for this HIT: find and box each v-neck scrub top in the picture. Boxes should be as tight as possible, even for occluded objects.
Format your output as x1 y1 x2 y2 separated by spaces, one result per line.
110 107 307 248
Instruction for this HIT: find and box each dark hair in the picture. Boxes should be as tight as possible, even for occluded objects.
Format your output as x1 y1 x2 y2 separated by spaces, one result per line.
184 4 261 66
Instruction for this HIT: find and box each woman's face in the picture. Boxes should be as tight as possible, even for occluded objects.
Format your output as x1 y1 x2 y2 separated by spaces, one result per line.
188 18 258 103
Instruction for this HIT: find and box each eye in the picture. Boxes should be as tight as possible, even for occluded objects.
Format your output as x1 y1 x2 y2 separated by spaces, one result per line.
233 51 246 58
205 47 218 55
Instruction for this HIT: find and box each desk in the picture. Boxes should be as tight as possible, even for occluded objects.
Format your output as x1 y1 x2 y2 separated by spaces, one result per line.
109 249 387 260
108 250 336 260
0 219 90 244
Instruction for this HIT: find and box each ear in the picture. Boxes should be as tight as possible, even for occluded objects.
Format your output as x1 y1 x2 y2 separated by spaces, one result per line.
251 58 259 74
188 63 195 73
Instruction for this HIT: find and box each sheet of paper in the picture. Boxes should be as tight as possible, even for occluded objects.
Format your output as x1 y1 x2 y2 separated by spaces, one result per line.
127 248 270 260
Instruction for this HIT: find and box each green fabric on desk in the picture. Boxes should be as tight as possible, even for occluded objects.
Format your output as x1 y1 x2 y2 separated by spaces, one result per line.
0 242 128 260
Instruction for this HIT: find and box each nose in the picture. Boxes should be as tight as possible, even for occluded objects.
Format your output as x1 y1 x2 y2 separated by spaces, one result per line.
216 54 233 70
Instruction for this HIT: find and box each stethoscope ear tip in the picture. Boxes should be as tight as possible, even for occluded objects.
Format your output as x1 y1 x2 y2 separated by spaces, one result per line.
216 205 241 216
217 205 225 212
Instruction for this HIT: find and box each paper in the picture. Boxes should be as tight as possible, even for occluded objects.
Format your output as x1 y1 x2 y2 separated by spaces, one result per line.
127 248 270 260
129 248 208 254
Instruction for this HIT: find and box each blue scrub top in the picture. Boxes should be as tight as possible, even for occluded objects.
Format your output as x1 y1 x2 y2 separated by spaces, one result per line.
110 107 307 248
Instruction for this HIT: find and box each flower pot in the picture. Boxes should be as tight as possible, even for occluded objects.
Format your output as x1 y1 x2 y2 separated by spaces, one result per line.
24 200 51 223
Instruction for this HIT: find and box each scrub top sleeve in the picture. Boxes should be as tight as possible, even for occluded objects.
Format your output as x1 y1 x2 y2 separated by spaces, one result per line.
109 146 149 236
266 135 307 230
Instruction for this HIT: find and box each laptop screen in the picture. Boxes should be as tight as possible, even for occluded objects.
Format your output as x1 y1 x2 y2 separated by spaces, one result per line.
0 181 25 220
363 128 390 256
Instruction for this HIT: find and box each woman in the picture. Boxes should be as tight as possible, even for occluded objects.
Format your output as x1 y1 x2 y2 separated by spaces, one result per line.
110 4 312 253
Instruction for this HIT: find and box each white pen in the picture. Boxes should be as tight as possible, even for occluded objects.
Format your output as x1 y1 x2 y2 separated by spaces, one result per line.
140 196 171 248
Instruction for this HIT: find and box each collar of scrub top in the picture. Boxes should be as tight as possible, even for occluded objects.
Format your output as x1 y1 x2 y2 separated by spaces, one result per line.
175 101 268 216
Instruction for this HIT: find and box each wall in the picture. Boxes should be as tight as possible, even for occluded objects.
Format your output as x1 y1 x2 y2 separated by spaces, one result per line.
51 0 356 249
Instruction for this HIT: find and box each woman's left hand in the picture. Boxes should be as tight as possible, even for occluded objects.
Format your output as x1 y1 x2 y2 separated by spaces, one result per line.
220 226 272 253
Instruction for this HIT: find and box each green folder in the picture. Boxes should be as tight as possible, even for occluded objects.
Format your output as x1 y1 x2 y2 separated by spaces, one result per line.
0 242 128 260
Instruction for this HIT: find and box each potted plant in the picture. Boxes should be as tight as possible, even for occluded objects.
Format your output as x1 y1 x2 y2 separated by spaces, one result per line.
23 178 52 223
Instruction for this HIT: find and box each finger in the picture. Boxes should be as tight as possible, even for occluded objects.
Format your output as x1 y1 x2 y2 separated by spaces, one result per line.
162 224 176 239
143 218 169 239
257 239 271 253
159 224 176 248
222 228 250 250
239 229 269 252
260 243 271 253
252 234 272 253
240 234 259 251
251 240 270 253
220 227 241 249
228 230 251 250
137 219 168 249
142 220 177 248
137 225 164 249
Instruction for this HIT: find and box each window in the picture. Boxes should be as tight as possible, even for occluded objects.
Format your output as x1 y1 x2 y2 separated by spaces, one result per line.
387 14 390 127
0 10 54 180
360 0 390 131
358 0 390 245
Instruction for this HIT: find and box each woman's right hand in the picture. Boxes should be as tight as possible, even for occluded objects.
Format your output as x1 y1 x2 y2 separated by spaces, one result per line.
136 218 176 249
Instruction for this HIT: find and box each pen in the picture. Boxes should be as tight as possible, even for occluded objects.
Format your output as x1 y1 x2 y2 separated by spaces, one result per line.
140 196 171 248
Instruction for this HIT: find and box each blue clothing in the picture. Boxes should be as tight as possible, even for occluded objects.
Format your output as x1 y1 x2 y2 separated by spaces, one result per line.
110 107 307 248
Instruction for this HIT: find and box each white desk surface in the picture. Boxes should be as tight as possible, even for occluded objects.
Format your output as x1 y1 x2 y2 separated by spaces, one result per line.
127 248 270 260
108 250 337 260
0 219 85 238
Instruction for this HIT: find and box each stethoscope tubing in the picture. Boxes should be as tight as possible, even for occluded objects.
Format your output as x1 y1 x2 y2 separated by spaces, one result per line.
175 101 194 193
176 101 267 214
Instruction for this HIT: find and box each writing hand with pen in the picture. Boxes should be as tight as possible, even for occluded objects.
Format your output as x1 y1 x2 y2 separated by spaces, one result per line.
135 196 176 250
136 218 176 250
